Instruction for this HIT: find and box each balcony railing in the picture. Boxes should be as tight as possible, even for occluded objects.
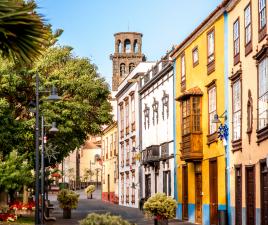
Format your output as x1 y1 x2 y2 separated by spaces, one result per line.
147 145 160 162
181 132 203 162
161 142 169 159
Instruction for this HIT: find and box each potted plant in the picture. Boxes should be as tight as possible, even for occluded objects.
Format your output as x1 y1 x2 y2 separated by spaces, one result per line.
57 189 79 219
79 213 131 225
143 193 177 225
85 185 95 199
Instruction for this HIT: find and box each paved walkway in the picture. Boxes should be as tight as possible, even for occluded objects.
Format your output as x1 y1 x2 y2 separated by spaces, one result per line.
46 188 193 225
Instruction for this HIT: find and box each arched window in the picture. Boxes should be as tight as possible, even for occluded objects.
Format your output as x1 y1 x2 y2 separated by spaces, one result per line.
134 40 138 53
129 63 135 73
118 40 122 53
120 63 125 77
124 39 131 53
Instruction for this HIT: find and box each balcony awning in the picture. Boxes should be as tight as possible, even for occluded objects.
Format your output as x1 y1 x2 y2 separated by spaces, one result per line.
175 86 203 101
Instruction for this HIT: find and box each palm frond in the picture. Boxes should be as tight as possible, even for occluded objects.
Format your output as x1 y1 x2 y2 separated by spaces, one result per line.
0 0 50 64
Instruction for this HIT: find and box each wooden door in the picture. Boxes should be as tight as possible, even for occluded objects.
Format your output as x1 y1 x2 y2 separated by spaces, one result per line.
235 166 242 225
246 166 255 225
209 159 218 225
182 165 188 220
145 174 151 199
261 162 268 225
108 174 110 201
195 171 202 224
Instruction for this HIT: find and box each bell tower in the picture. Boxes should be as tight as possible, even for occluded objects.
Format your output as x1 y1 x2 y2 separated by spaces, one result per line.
110 32 145 91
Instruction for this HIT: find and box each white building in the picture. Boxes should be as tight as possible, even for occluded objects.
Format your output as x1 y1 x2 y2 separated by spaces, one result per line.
139 52 174 200
116 62 155 208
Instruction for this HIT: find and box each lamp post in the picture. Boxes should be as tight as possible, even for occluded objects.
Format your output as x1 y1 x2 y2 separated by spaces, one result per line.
212 111 229 225
41 116 59 224
34 74 60 225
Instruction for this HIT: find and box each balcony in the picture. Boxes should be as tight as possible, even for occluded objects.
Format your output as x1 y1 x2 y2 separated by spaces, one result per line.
181 133 203 162
160 142 169 160
147 145 160 162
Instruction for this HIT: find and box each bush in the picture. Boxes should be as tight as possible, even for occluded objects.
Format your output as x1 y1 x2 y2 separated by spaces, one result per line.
85 185 95 194
79 213 131 225
143 193 177 219
57 189 79 209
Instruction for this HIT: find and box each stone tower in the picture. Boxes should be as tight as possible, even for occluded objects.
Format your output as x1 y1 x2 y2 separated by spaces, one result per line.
110 32 145 91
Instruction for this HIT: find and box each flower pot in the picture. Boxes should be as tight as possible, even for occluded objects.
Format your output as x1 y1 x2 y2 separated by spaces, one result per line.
63 208 71 219
154 218 168 225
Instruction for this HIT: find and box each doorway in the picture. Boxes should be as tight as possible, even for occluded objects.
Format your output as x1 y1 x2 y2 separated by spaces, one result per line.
108 174 110 201
261 162 268 225
195 163 202 224
235 166 242 225
245 166 255 225
182 165 188 220
209 159 218 225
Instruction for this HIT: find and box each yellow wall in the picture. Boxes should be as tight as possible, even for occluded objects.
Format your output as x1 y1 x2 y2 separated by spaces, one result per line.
102 123 118 196
174 14 226 206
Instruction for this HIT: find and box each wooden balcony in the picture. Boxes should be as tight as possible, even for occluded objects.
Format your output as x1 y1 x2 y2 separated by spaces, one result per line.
147 145 160 162
160 142 169 160
181 133 203 162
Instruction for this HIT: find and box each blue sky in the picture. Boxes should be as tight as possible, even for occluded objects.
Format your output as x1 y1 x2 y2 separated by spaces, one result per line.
36 0 222 87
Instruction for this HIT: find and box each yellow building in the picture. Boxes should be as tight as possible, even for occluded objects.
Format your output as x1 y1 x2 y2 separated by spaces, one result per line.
101 122 119 204
227 0 268 224
171 2 228 224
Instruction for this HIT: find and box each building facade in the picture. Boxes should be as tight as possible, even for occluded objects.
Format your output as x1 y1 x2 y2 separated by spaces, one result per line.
116 62 155 208
101 122 119 204
227 0 268 224
139 52 175 200
110 32 146 91
172 2 229 224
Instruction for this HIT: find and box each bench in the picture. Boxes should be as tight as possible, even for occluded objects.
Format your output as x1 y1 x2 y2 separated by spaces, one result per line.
44 201 56 221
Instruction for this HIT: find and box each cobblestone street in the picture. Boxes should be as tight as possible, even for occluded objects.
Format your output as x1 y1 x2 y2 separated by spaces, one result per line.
46 189 193 225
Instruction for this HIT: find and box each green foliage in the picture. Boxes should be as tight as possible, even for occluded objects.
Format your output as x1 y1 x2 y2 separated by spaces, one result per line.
85 185 95 194
57 189 79 209
143 193 177 219
0 0 52 64
0 45 112 166
79 213 131 225
0 150 33 192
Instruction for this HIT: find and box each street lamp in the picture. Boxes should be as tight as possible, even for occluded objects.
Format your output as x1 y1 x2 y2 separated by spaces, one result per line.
40 117 59 224
34 74 60 225
212 110 229 225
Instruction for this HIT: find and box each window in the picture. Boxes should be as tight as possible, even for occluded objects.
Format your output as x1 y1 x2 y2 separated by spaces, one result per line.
126 172 129 203
144 104 150 129
233 19 240 64
207 30 215 63
114 132 117 154
102 140 105 160
125 39 131 53
244 4 252 46
129 63 135 73
134 40 138 53
259 0 267 41
192 47 199 66
125 99 129 133
131 171 135 203
258 57 268 130
120 143 124 167
182 99 191 135
126 141 130 166
120 174 124 204
152 98 159 125
163 171 171 196
181 54 186 91
106 137 108 159
120 104 124 138
162 91 169 119
208 86 217 134
232 80 242 140
120 63 125 77
131 95 135 124
118 40 122 53
110 134 113 157
259 0 267 30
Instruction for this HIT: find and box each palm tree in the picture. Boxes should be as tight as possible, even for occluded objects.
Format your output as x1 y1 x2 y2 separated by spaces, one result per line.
0 0 50 64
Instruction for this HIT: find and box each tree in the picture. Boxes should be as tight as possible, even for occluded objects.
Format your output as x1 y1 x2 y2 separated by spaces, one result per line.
0 150 34 201
0 0 52 64
0 46 112 165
